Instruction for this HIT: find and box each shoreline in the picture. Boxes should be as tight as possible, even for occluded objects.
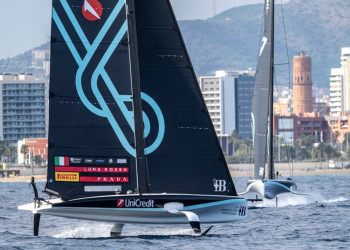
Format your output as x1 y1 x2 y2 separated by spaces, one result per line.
230 168 350 177
228 162 350 177
1 167 350 183
0 175 46 183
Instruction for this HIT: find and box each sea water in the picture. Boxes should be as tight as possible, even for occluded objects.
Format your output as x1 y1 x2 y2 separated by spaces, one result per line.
0 175 349 249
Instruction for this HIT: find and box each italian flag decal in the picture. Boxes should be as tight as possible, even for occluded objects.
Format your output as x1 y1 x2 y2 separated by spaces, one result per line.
54 156 69 166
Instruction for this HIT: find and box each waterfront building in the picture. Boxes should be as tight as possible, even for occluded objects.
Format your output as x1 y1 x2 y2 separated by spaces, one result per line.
199 69 255 137
17 138 48 165
235 72 255 139
341 48 350 111
199 70 236 136
273 113 329 145
325 112 350 143
329 47 350 115
0 74 48 143
329 68 344 115
199 70 255 155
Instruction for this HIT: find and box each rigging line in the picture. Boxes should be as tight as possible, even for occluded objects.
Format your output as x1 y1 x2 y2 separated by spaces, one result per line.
280 0 293 177
274 68 293 176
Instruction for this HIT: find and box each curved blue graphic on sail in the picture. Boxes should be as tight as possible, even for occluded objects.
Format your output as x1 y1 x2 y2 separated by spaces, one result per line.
52 0 165 156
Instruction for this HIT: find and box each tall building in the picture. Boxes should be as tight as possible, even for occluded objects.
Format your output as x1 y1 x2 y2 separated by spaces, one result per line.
341 47 350 111
235 73 255 139
329 47 350 115
329 68 344 115
199 70 236 136
293 51 313 115
200 69 255 144
0 74 48 143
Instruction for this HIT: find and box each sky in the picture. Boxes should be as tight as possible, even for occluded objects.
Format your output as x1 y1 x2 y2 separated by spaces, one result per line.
0 0 267 60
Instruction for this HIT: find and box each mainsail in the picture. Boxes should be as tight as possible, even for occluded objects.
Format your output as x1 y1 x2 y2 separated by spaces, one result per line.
251 0 274 180
46 0 237 200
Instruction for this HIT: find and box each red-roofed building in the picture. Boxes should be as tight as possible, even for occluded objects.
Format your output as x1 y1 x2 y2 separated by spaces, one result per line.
17 138 48 166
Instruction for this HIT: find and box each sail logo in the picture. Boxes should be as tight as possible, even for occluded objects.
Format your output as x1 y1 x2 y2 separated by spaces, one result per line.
238 206 247 216
259 37 268 56
116 199 154 208
213 179 227 192
53 0 165 157
82 0 103 21
55 172 79 182
117 199 125 207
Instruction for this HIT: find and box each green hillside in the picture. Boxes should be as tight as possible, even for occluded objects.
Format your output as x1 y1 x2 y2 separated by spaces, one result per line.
0 43 49 79
179 0 350 88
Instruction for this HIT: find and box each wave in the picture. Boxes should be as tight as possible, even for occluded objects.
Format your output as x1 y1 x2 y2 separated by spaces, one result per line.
253 195 311 208
324 197 349 203
53 223 110 238
52 223 195 238
249 194 349 208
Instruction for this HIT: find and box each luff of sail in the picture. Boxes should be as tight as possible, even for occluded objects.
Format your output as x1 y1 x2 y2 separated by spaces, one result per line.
252 0 274 180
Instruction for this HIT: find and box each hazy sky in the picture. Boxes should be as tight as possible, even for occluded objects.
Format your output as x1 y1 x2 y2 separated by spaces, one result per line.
0 0 267 60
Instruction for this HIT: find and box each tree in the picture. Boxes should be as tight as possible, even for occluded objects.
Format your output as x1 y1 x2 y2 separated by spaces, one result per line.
312 143 326 161
341 132 350 150
312 143 341 161
324 144 341 160
20 144 29 165
345 147 350 160
295 147 311 161
34 155 44 166
298 134 315 147
0 140 14 163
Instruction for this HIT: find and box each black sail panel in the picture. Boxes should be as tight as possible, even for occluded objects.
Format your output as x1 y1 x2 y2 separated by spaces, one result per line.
134 0 237 196
252 0 274 179
46 0 137 200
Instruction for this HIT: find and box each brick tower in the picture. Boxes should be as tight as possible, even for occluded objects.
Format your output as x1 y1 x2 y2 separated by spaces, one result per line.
293 51 313 114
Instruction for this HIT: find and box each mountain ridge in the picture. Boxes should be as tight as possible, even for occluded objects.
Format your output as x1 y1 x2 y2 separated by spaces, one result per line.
178 0 350 88
1 0 350 89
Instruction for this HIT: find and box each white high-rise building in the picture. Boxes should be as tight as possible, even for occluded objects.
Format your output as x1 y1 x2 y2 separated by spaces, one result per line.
329 47 350 115
340 47 350 66
199 70 237 156
329 68 344 115
199 71 236 135
341 48 350 111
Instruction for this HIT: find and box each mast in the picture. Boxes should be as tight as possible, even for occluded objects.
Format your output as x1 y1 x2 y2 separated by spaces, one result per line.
126 0 149 194
252 0 275 180
267 0 274 179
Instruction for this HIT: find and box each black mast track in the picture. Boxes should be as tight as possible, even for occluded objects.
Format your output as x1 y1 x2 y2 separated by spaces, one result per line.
126 0 149 194
267 0 275 180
